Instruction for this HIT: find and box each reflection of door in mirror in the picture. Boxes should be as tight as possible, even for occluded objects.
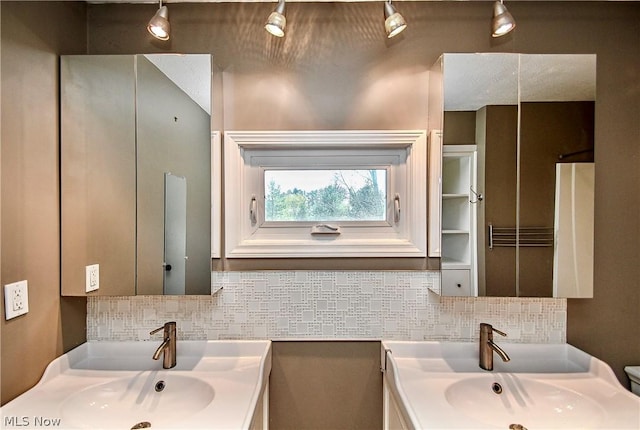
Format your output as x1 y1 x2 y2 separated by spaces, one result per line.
136 54 212 295
164 173 187 295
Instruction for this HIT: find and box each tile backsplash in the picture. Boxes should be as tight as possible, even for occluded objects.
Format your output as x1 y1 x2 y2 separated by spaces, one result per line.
87 271 566 343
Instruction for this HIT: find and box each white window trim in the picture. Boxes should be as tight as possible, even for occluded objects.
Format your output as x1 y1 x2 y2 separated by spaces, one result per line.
224 130 427 258
211 131 221 258
428 129 443 257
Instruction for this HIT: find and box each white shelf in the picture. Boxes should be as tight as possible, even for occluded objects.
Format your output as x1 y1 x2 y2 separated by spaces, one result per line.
442 233 470 264
441 145 477 296
441 260 471 270
442 155 471 195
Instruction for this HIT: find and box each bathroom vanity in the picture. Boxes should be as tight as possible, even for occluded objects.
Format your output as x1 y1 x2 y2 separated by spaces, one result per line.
1 341 271 430
382 341 640 429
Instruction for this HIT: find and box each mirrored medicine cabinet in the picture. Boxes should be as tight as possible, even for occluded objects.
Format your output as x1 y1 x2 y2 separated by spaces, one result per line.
431 53 596 298
60 52 596 299
61 54 216 296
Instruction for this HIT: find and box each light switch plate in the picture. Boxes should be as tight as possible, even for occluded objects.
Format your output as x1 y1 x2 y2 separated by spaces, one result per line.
4 280 29 320
86 264 99 293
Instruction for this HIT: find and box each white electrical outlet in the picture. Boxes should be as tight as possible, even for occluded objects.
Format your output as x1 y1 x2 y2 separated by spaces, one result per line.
4 280 29 320
86 264 99 293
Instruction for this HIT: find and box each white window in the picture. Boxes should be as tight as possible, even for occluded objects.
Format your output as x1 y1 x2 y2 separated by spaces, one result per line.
224 130 427 258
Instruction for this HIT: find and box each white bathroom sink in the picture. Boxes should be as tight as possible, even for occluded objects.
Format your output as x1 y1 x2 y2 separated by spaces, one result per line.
382 341 640 429
61 373 215 429
1 341 271 430
444 374 604 428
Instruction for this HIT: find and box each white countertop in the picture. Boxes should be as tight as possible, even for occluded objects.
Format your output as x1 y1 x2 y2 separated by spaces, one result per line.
1 340 272 430
382 341 640 430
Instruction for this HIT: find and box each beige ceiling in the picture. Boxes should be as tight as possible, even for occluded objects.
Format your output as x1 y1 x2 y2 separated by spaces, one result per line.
444 54 596 112
144 54 211 115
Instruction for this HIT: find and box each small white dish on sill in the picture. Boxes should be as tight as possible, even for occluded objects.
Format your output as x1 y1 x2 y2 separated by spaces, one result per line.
1 340 271 430
381 341 640 430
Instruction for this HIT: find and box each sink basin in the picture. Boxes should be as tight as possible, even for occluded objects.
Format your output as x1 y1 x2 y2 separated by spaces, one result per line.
382 341 640 429
61 373 215 428
445 375 605 428
2 340 271 429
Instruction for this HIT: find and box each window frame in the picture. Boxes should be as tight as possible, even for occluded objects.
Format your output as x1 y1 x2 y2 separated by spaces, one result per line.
224 130 427 258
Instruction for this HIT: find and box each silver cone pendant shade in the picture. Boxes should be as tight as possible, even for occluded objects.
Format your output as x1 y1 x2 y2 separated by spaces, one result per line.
148 4 170 40
384 1 407 38
492 0 516 37
265 0 286 37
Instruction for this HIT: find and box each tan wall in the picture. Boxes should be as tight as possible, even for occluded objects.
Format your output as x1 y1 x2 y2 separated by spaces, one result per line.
1 1 88 404
269 341 382 430
443 111 476 145
482 105 519 296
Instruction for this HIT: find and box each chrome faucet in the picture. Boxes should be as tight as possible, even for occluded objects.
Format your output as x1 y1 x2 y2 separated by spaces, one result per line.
479 323 510 371
150 321 177 369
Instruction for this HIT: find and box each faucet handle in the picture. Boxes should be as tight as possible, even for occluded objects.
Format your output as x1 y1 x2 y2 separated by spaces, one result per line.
480 323 507 337
150 326 165 336
492 327 507 337
150 321 177 336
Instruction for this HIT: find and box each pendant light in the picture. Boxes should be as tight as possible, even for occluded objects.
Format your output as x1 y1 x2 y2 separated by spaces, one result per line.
148 0 170 41
384 0 407 39
265 0 287 38
492 0 516 38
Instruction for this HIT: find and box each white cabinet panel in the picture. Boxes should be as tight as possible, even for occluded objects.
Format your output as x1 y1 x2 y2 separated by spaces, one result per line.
441 270 472 296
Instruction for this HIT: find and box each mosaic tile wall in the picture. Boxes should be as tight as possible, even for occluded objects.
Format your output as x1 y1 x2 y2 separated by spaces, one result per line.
87 271 567 343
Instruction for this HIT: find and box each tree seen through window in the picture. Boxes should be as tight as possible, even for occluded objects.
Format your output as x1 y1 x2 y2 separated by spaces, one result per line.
265 170 386 222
